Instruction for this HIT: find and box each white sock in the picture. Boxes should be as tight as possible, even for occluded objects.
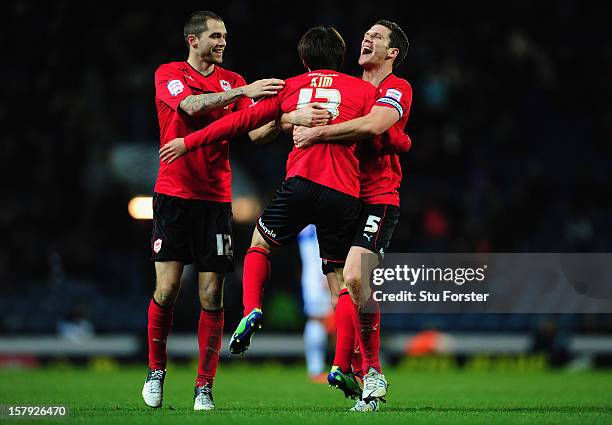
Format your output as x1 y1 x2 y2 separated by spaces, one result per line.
304 319 327 376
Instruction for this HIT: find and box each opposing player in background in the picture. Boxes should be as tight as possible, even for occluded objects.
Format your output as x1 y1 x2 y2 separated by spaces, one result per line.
298 225 333 382
293 20 412 412
143 10 287 411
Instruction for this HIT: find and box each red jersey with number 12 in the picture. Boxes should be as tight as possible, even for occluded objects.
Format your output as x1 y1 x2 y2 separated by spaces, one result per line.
185 69 377 198
359 73 413 206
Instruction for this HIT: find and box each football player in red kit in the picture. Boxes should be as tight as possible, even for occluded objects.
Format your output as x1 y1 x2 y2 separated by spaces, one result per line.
292 20 412 412
143 10 313 411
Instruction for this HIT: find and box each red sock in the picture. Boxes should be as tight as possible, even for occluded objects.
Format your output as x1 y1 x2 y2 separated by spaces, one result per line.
332 288 354 373
196 308 224 388
242 247 270 315
352 293 381 373
351 326 363 378
147 298 174 370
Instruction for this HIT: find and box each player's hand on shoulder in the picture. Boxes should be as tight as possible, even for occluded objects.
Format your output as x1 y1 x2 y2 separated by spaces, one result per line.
292 103 332 127
292 126 321 149
243 78 285 98
159 138 187 164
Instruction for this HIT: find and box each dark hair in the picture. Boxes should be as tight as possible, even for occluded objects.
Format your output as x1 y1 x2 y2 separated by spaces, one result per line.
183 11 224 41
297 26 346 71
374 19 409 67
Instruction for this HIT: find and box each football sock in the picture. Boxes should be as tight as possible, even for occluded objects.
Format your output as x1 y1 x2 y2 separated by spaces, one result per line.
147 298 174 370
351 326 363 377
304 319 327 376
352 292 381 373
332 288 354 373
242 247 270 315
196 308 224 388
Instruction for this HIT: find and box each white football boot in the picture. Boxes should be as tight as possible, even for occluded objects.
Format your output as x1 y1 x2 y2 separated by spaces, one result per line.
362 367 388 400
142 369 166 408
193 383 215 411
350 399 379 412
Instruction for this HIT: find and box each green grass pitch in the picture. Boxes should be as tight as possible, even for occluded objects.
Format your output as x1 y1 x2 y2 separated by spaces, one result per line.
1 363 611 424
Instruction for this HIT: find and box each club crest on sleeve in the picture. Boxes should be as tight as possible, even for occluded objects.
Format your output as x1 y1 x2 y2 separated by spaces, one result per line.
385 88 402 102
153 239 163 253
220 80 232 91
167 80 184 96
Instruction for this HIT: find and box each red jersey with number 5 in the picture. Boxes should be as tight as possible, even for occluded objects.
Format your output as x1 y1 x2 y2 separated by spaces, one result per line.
185 69 377 198
359 74 413 206
154 62 252 202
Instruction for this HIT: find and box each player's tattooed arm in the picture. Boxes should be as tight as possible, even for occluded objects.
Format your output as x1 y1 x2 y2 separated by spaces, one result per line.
179 78 285 116
179 90 245 116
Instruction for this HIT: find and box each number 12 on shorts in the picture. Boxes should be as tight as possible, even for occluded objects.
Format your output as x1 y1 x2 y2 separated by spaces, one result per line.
216 234 233 256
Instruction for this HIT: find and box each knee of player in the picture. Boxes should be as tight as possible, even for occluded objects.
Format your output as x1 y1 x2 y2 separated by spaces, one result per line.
154 284 179 306
343 268 362 289
199 283 223 304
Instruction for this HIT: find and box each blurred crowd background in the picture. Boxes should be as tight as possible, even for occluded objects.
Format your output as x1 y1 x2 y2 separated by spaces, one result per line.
1 1 611 347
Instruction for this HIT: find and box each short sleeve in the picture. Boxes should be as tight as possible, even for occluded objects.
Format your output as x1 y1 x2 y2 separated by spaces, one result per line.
155 65 193 111
375 81 412 119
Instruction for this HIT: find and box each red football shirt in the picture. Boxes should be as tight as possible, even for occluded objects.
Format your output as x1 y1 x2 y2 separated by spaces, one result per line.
154 62 252 201
185 70 377 198
359 74 413 206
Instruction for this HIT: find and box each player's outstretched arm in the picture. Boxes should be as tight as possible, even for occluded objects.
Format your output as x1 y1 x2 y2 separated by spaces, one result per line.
293 105 399 148
248 121 281 145
160 96 281 163
179 78 284 116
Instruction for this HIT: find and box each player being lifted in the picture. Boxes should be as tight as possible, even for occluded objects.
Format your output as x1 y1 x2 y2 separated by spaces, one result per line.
142 10 305 411
293 20 412 412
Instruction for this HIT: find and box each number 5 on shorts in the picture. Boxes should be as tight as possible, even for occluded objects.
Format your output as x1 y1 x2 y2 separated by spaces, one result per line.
364 215 381 233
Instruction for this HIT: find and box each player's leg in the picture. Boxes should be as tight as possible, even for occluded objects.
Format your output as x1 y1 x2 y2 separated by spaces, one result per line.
326 267 362 399
143 261 183 407
194 272 224 410
345 204 400 405
228 229 271 354
312 185 362 399
231 178 310 354
192 200 234 410
344 246 388 406
144 193 191 408
149 261 183 371
242 229 273 315
343 246 383 368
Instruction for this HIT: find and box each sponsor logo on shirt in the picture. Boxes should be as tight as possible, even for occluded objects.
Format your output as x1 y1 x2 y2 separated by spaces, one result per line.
258 217 277 239
220 79 232 91
167 80 184 96
153 238 163 253
385 88 402 102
